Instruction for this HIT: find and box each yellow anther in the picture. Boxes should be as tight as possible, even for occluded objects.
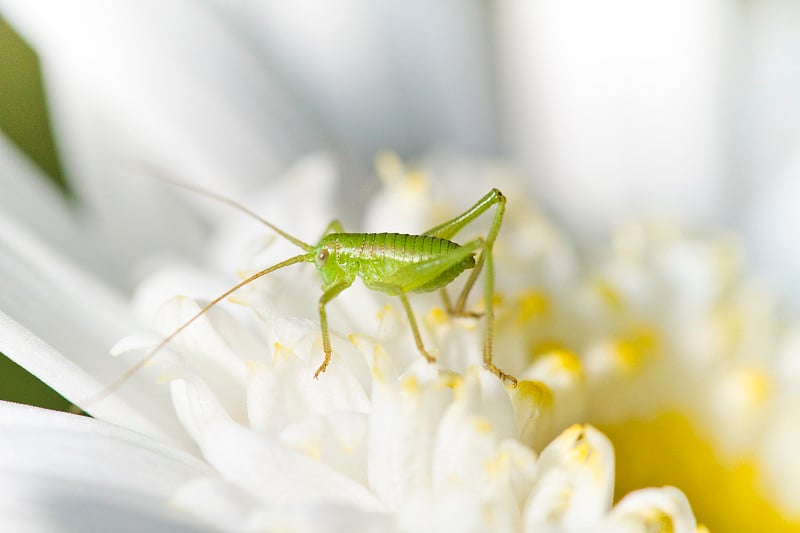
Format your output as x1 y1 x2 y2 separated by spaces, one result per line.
406 169 429 194
552 348 584 376
376 303 394 321
375 150 405 186
518 289 550 323
472 418 492 434
427 306 449 325
644 510 675 532
734 367 772 407
484 451 509 480
402 375 420 394
592 278 624 312
514 380 554 409
245 360 266 372
438 371 462 390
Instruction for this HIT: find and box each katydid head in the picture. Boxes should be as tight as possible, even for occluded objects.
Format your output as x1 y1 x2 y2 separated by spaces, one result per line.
312 234 347 287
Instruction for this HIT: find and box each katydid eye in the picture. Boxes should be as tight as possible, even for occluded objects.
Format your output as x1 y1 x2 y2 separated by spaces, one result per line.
316 248 329 264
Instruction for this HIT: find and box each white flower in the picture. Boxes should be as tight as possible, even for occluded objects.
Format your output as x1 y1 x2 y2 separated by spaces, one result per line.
1 2 800 531
1 154 701 531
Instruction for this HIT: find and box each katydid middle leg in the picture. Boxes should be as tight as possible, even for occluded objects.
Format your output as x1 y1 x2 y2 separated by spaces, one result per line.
369 239 484 365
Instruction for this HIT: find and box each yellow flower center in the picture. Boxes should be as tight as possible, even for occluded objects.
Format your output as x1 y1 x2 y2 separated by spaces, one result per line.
601 412 800 532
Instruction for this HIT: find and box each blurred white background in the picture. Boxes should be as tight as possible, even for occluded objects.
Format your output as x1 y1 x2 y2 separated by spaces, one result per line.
0 0 799 303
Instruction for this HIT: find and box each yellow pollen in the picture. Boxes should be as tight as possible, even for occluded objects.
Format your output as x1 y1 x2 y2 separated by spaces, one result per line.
476 293 504 313
570 440 591 463
552 348 584 377
376 303 394 322
302 444 321 461
643 510 674 532
563 424 586 441
375 150 405 186
426 306 449 325
710 235 740 287
518 289 550 323
438 372 462 390
592 278 625 312
452 377 466 401
370 343 390 382
630 325 660 352
607 327 658 372
612 339 641 371
484 451 509 480
347 333 362 347
406 169 429 194
245 360 266 372
732 367 772 408
711 305 745 355
472 418 492 434
272 342 293 366
528 340 570 361
601 412 800 532
514 380 554 409
402 375 419 394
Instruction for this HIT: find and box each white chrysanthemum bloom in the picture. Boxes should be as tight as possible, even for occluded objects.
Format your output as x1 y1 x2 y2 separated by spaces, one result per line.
95 153 699 532
1 4 799 529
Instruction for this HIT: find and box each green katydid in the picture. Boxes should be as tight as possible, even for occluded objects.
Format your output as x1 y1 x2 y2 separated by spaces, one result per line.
100 181 517 401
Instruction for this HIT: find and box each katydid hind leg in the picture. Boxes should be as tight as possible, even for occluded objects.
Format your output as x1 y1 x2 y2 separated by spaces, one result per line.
375 239 483 294
423 189 504 242
420 189 506 316
421 189 515 384
318 219 345 240
439 287 482 319
452 190 505 315
480 236 517 386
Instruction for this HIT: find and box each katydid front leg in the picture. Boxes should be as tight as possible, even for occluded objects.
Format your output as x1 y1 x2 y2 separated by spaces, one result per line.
315 280 352 378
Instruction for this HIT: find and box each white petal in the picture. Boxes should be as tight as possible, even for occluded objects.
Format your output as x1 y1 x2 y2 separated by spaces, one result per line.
747 172 800 306
1 1 314 183
603 486 697 533
204 420 382 511
0 133 100 272
206 154 340 275
278 411 369 486
499 0 731 236
0 401 209 495
521 350 587 448
0 215 193 449
170 378 382 511
172 477 257 532
0 401 213 532
244 503 391 533
0 1 318 286
174 476 393 533
367 360 453 509
0 472 214 533
759 402 800 516
523 425 615 531
230 2 495 157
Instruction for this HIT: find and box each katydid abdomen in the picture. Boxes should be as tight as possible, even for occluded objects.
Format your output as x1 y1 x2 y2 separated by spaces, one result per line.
318 233 476 295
